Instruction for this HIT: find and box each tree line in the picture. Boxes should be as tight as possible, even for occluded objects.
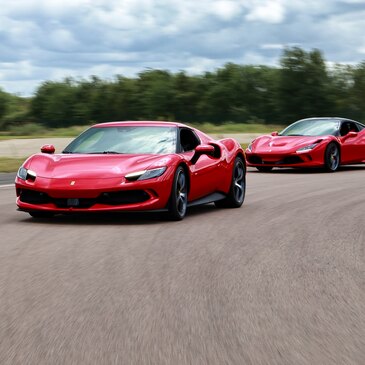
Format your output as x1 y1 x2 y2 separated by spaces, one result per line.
1 47 365 130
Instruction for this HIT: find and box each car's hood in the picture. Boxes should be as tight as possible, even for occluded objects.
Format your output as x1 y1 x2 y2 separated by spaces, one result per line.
25 153 174 179
251 135 330 152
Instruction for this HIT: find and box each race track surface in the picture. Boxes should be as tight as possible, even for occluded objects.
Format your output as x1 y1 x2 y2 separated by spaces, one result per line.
0 167 364 364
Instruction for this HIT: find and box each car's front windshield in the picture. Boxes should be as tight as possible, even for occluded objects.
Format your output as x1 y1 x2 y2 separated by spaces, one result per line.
63 126 177 154
280 119 339 136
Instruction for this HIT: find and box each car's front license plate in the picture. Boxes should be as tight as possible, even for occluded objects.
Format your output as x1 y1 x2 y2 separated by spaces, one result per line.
67 198 80 207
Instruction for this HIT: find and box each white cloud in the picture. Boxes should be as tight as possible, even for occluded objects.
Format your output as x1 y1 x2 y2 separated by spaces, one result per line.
0 0 364 95
210 1 242 21
261 44 284 50
245 0 285 24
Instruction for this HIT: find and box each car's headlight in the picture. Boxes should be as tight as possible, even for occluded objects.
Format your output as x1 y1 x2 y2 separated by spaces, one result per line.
296 143 319 153
247 141 255 152
17 166 37 181
125 167 167 181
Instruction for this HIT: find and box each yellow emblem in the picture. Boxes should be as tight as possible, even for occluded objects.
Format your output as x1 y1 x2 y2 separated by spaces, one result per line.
70 181 76 186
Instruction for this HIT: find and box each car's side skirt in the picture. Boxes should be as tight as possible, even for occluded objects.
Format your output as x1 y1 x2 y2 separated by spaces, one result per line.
188 192 226 207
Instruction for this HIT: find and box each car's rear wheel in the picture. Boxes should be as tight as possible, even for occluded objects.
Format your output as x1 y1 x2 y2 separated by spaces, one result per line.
256 166 273 172
168 166 188 220
215 157 246 208
324 142 340 172
29 211 54 218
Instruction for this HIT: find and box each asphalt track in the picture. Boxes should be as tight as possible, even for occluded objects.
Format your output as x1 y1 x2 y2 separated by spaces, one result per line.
0 167 364 364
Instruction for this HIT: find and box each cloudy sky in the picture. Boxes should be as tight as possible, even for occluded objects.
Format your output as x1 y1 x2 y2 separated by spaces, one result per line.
1 0 365 96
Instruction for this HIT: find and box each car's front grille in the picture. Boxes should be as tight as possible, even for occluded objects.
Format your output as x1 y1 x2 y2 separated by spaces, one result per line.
247 155 263 164
18 189 150 208
52 198 96 209
19 189 50 204
248 154 304 165
277 156 303 165
98 191 150 205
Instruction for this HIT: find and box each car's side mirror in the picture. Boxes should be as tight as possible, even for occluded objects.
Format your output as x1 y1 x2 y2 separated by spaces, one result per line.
41 144 55 154
271 131 279 136
191 144 215 164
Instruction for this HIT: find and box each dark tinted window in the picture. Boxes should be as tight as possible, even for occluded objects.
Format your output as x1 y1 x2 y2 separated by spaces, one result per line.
356 123 365 131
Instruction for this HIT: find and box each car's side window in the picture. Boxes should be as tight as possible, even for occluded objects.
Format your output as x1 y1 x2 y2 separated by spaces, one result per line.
356 123 365 131
340 121 359 136
179 128 200 152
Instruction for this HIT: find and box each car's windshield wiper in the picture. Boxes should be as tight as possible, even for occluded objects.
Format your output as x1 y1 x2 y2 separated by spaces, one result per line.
62 150 73 154
285 134 304 136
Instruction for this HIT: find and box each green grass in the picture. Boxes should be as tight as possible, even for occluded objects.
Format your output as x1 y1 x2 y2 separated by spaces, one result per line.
0 157 25 172
0 124 89 140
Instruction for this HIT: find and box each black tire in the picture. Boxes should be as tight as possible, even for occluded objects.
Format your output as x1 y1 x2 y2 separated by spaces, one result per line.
215 157 246 208
29 211 54 218
256 166 273 172
324 142 340 172
167 166 188 220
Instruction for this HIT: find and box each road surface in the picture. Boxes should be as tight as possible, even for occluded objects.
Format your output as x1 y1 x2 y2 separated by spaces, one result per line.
0 167 364 364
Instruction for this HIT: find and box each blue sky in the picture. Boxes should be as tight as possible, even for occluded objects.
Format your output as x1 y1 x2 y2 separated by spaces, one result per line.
1 0 365 96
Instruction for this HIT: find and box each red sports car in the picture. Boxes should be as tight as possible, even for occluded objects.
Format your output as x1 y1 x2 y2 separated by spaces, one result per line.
15 121 246 220
245 117 365 172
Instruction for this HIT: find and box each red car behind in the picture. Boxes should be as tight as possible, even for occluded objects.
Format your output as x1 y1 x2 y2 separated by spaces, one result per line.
246 117 365 172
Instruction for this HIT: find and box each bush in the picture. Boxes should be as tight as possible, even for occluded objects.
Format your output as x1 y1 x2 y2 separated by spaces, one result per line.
6 123 46 136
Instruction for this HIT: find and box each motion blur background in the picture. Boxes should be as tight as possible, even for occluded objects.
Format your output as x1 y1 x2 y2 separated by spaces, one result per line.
1 0 365 135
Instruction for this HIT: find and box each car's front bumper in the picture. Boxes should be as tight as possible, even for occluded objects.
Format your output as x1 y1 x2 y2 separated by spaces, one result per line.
15 175 173 213
245 149 325 168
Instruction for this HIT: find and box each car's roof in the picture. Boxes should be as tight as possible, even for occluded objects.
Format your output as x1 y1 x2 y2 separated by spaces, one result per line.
93 121 189 128
298 117 358 123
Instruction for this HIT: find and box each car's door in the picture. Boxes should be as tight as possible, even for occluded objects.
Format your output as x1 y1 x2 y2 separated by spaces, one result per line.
178 128 222 201
355 123 365 160
339 121 365 163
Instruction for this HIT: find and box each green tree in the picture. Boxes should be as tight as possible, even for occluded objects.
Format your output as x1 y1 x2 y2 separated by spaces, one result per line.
171 71 201 122
352 62 365 121
279 47 333 123
31 80 80 127
0 88 10 116
328 64 356 119
136 70 174 120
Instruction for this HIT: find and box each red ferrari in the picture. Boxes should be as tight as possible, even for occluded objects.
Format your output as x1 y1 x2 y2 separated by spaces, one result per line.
15 121 246 220
245 117 365 172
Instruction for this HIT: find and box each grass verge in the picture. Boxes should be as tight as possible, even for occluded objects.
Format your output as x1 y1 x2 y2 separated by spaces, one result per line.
0 157 25 172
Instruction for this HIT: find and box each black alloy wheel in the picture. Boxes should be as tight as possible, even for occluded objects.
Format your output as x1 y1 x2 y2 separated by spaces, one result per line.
168 166 188 220
324 142 340 172
215 157 246 208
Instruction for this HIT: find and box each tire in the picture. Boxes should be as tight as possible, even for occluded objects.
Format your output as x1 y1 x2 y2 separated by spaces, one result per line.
215 157 246 208
324 142 340 172
167 166 188 220
256 166 273 172
29 211 54 218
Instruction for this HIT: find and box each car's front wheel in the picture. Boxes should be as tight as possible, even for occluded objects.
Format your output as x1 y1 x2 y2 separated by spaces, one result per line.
215 157 246 208
324 142 340 172
167 166 188 220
